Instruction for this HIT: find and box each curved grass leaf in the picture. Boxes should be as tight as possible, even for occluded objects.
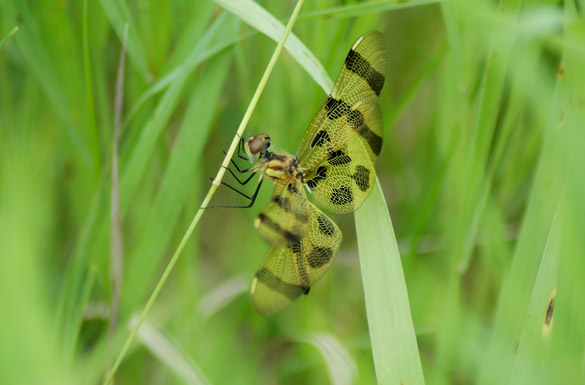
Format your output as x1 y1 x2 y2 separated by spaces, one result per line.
355 179 425 384
198 276 249 321
131 318 213 385
214 0 333 93
298 0 443 21
0 26 18 50
508 201 561 385
98 0 151 81
296 333 357 385
0 1 91 167
122 51 232 312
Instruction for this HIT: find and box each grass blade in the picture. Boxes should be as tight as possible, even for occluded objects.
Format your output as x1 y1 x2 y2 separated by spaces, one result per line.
508 200 562 385
298 0 443 21
121 51 232 311
132 318 213 385
0 26 17 50
198 276 249 321
106 22 128 378
296 333 357 385
82 0 101 174
215 0 333 92
1 0 91 167
355 179 425 385
98 0 151 81
119 14 228 211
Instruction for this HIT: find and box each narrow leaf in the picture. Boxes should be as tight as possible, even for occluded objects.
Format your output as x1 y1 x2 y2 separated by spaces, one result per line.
296 334 357 385
0 26 18 50
355 179 425 385
214 0 333 93
131 318 213 385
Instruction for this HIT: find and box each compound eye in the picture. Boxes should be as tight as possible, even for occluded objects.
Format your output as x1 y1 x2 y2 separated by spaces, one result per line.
248 136 264 155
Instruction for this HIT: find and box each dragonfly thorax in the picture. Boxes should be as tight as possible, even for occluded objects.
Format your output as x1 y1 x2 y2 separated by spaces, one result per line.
244 134 305 183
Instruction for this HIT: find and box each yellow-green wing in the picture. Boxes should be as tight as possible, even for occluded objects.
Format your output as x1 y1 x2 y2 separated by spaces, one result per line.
254 177 309 247
250 201 342 315
296 31 386 214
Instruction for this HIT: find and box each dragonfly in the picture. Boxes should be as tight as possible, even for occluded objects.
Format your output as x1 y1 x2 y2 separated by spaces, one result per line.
220 31 386 315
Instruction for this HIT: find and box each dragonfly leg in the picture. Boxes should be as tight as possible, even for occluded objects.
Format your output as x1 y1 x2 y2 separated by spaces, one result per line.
203 178 264 209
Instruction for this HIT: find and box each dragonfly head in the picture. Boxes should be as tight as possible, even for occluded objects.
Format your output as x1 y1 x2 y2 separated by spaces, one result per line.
244 134 272 162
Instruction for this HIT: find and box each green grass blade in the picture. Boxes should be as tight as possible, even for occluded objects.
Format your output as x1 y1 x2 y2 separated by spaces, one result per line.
215 0 333 92
119 14 229 211
197 276 249 321
98 0 151 81
551 4 585 382
296 333 358 385
433 0 523 382
476 7 576 385
507 200 561 385
123 3 215 123
106 23 128 373
355 179 425 385
298 0 443 21
122 51 232 312
1 1 92 167
132 318 213 385
55 178 105 360
82 0 101 175
0 131 72 384
0 26 18 50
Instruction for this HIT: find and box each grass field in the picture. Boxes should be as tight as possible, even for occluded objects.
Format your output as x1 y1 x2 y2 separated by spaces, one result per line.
1 0 584 384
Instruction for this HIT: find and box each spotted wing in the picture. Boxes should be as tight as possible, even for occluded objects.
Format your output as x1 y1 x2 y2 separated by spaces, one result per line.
296 31 386 214
254 177 310 247
250 201 342 315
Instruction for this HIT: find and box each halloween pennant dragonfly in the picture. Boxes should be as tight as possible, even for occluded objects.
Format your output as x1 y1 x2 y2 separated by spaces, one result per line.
223 31 386 315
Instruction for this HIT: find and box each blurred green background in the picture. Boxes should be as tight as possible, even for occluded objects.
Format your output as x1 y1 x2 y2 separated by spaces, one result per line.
1 0 584 384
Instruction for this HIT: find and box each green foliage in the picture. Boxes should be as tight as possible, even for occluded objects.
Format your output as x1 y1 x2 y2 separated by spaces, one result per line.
1 0 584 384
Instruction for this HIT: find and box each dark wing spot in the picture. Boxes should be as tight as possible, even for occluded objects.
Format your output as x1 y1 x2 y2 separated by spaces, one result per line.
330 186 353 205
325 97 352 120
358 125 383 156
289 240 302 255
257 213 300 244
369 70 385 97
325 96 337 113
255 268 309 300
317 214 335 236
324 97 367 136
311 130 331 148
351 165 370 192
295 251 311 286
307 246 334 268
327 150 352 166
306 166 327 190
345 49 385 96
348 109 365 130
